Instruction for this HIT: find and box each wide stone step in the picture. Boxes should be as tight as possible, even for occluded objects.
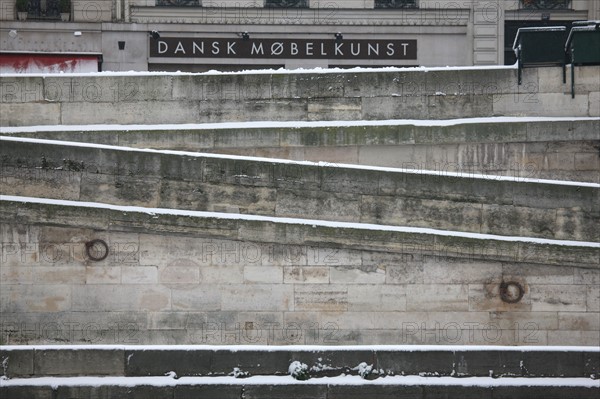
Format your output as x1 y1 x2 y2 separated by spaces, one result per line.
2 347 598 399
2 377 599 399
1 137 598 242
2 346 599 378
3 118 599 182
1 66 599 126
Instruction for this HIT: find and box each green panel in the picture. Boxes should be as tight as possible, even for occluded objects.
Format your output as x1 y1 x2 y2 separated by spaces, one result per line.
571 30 600 64
519 30 567 65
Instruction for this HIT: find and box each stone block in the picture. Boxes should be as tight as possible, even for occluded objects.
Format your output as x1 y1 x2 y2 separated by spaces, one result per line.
530 285 587 312
502 263 574 285
174 385 243 399
210 350 290 375
308 98 362 121
62 100 200 125
489 311 558 332
493 92 590 117
198 99 308 123
56 385 174 399
520 351 585 377
574 268 600 285
558 312 600 331
33 266 86 285
0 103 61 126
125 349 211 376
221 284 293 311
244 384 327 399
34 349 124 376
306 247 362 267
72 285 171 312
147 312 189 331
284 266 330 284
361 96 428 120
43 76 173 103
347 285 406 311
0 77 44 103
0 386 53 399
584 352 600 377
173 75 265 101
376 350 455 375
330 265 386 284
0 285 72 313
0 266 33 284
320 167 380 195
422 259 502 284
294 285 348 312
121 266 158 284
275 189 361 222
171 286 221 311
327 384 423 399
0 168 81 201
452 351 522 377
80 174 161 208
547 330 600 346
587 285 600 311
422 385 492 399
244 265 283 284
159 262 201 285
589 91 600 117
0 349 34 377
85 266 121 284
575 153 600 171
406 284 469 311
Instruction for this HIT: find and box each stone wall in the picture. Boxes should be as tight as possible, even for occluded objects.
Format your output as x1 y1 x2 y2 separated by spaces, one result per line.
1 66 599 126
10 119 600 182
1 65 598 347
1 199 598 346
1 139 598 241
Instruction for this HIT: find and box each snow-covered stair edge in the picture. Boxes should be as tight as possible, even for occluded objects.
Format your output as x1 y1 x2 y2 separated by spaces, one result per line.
1 116 598 134
1 195 599 249
1 375 599 388
0 64 521 80
2 344 598 351
2 345 598 379
1 135 598 188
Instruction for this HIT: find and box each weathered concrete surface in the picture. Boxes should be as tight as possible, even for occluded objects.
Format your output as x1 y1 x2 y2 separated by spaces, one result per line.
1 66 599 126
1 139 598 241
7 119 599 183
1 200 598 346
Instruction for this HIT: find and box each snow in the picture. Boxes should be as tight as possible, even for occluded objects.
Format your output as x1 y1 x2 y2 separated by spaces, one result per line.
2 195 598 248
2 344 598 353
1 135 598 188
0 64 518 78
0 375 598 388
2 116 597 134
288 361 309 380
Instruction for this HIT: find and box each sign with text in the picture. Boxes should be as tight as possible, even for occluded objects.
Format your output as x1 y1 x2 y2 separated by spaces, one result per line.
150 38 417 60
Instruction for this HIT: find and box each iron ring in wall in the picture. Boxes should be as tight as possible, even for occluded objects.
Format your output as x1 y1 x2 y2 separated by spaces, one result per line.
85 239 109 261
499 281 524 304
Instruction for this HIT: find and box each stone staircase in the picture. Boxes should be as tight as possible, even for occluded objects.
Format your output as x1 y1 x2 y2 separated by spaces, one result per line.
1 66 599 398
1 346 599 398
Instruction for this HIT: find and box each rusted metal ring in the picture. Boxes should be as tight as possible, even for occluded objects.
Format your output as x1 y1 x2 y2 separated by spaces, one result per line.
85 239 109 261
499 281 524 304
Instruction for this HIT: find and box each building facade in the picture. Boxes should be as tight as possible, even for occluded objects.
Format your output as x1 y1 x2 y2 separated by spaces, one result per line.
1 0 598 72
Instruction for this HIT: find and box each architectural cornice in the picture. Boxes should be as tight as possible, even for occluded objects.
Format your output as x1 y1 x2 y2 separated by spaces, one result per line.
130 6 471 25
